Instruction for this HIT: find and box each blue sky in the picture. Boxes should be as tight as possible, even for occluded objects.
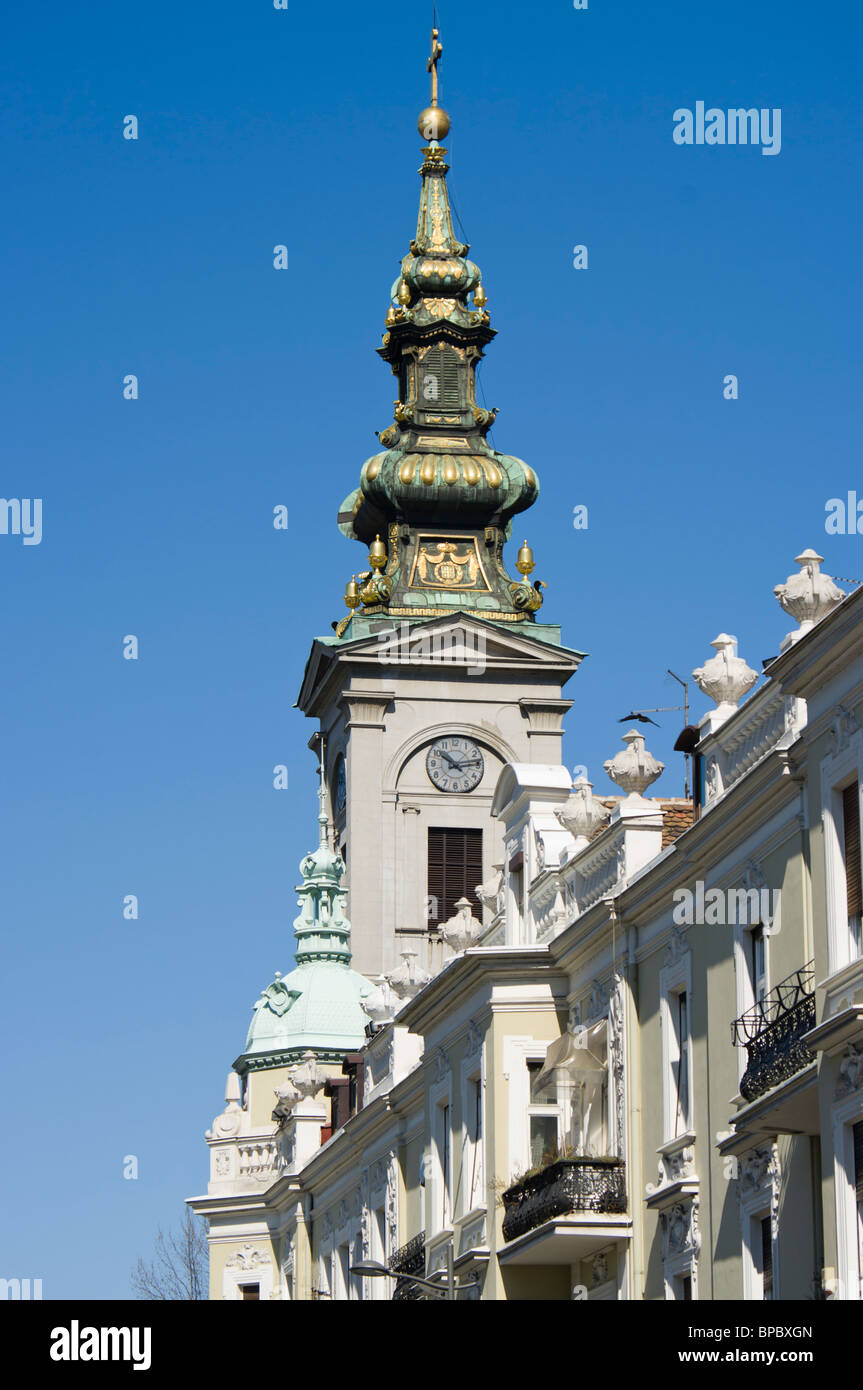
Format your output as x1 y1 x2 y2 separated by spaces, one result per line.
2 0 861 1297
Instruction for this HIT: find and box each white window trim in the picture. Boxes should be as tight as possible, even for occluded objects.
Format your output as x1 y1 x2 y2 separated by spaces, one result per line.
504 1035 555 1177
740 1179 775 1301
660 948 693 1145
460 1048 486 1219
733 919 771 1088
832 1087 863 1301
820 733 863 977
664 1247 698 1301
429 1073 453 1236
222 1258 274 1302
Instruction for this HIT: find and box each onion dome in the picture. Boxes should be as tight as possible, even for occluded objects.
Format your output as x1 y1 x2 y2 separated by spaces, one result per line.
342 445 539 543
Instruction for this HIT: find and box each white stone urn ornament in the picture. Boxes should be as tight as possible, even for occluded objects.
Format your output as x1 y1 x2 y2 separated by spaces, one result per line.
440 898 484 953
272 1076 302 1121
362 977 397 1025
604 730 663 797
555 775 610 843
476 866 504 915
692 633 758 715
774 549 844 650
386 950 432 1001
286 1049 324 1103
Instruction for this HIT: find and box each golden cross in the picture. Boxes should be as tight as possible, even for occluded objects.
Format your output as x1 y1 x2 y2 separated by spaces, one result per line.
427 25 443 106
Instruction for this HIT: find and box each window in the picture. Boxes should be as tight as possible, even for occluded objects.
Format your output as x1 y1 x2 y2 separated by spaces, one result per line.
239 1283 260 1300
750 926 768 1015
420 344 461 413
672 990 691 1138
527 1060 562 1168
465 1076 484 1211
843 784 862 958
337 1244 350 1301
371 1207 387 1300
660 941 692 1144
760 1217 774 1300
428 828 483 927
435 1102 452 1228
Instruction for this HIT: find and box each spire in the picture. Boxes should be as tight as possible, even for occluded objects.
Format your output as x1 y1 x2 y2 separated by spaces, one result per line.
292 754 352 967
315 736 330 851
332 26 546 635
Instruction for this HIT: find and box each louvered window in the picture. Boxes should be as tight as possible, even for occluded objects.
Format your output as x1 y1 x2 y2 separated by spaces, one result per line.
419 345 461 412
427 827 482 928
843 783 862 953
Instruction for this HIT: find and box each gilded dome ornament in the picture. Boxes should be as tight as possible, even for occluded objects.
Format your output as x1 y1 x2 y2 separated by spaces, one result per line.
516 541 536 577
368 534 387 571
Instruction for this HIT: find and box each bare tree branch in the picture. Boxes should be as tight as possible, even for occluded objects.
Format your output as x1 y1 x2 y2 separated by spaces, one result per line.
131 1209 209 1300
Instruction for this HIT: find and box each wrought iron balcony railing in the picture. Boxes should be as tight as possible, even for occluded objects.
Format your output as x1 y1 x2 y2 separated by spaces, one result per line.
731 963 815 1103
389 1231 426 1301
501 1157 627 1244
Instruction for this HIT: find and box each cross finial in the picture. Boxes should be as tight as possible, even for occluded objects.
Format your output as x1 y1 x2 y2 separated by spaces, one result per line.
427 24 443 107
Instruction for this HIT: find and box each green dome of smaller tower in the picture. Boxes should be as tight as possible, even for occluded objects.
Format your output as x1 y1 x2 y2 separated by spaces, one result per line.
235 764 373 1070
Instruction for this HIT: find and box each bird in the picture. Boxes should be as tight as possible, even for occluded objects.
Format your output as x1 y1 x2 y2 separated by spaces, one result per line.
618 712 660 726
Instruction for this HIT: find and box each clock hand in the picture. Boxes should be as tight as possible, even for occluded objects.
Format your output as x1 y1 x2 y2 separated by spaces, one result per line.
439 751 463 769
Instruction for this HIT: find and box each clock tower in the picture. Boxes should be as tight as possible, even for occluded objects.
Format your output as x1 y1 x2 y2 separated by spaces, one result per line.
297 33 584 979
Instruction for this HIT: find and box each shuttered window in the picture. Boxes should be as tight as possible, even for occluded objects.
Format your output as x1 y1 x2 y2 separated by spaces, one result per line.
428 827 482 928
843 784 862 952
419 345 461 412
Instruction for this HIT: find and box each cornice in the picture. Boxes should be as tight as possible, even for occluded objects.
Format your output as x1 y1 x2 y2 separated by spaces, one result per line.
396 945 564 1036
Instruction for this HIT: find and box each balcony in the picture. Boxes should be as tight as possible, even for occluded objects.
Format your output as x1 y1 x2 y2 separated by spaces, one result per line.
389 1231 425 1301
732 964 815 1104
502 1157 626 1244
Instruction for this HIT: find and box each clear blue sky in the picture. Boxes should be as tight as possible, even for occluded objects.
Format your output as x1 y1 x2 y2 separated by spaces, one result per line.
2 0 861 1298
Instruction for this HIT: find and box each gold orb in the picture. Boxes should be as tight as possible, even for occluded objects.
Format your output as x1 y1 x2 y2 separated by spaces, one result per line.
418 105 450 141
474 284 487 308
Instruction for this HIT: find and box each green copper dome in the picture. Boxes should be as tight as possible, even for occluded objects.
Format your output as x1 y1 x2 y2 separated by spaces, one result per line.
346 443 538 538
236 771 373 1071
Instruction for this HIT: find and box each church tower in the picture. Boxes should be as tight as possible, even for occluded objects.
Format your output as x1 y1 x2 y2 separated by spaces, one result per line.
297 29 584 978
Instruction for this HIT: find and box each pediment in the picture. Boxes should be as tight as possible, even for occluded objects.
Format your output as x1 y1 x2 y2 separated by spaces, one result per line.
297 613 584 714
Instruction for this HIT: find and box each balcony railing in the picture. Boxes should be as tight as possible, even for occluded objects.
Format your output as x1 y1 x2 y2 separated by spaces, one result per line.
731 963 815 1103
389 1231 425 1301
501 1157 627 1244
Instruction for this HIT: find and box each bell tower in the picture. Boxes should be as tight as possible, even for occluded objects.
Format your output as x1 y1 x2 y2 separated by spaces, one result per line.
298 26 584 979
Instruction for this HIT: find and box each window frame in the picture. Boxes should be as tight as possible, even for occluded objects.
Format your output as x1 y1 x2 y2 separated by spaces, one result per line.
820 733 863 976
660 939 693 1145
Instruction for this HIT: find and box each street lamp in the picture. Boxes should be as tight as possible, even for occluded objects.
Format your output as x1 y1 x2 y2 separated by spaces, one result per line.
350 1249 477 1301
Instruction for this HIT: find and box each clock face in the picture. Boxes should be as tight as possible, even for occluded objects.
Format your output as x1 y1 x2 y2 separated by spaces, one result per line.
334 756 347 816
426 736 484 793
